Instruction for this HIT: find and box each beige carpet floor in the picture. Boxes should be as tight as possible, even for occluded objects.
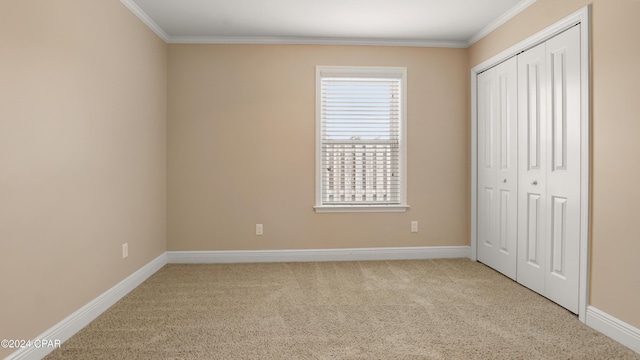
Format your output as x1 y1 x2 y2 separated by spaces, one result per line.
45 259 639 359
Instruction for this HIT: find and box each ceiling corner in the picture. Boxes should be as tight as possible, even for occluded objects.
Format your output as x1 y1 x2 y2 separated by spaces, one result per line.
466 0 537 47
120 0 171 43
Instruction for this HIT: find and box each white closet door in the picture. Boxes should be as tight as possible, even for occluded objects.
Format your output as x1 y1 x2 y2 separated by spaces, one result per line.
517 25 581 313
478 57 518 280
477 67 497 272
543 25 581 313
517 42 548 295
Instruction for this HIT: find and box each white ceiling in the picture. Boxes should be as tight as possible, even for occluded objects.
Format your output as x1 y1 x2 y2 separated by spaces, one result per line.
123 0 536 47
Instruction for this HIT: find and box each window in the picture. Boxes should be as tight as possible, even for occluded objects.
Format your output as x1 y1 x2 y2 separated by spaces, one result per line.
315 66 408 212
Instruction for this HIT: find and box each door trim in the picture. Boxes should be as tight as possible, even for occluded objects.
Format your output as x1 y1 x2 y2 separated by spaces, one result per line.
470 5 590 322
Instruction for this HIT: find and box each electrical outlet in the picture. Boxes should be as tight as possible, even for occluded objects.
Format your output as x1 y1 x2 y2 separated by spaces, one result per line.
256 224 263 236
122 243 128 259
411 221 418 233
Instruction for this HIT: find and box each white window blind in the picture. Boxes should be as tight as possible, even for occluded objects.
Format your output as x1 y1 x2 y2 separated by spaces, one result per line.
316 67 407 211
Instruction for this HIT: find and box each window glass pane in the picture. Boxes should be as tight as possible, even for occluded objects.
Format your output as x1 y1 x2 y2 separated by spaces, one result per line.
317 68 405 208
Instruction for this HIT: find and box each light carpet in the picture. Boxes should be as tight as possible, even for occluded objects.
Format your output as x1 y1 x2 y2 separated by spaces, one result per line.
45 259 640 359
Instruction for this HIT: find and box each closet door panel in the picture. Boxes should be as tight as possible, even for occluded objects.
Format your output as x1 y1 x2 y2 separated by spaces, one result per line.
517 42 547 295
477 68 497 264
477 58 518 280
494 58 518 279
544 25 581 313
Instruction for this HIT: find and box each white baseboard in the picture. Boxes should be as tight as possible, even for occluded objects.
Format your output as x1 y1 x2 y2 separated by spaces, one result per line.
5 253 167 360
167 246 472 264
586 306 640 354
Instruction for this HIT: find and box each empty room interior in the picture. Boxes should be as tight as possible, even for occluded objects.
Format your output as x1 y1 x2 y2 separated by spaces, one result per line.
1 0 640 359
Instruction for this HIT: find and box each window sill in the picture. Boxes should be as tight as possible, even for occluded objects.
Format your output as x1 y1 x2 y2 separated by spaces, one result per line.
314 205 410 213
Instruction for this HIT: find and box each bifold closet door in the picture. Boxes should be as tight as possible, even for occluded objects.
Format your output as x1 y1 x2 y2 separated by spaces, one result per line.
517 25 581 313
477 57 518 280
516 41 547 295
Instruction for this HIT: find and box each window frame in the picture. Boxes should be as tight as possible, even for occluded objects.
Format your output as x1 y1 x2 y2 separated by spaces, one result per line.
314 66 409 213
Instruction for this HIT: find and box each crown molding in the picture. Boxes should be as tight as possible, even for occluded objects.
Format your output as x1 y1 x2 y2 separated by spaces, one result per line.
168 36 468 48
120 0 170 42
467 0 537 46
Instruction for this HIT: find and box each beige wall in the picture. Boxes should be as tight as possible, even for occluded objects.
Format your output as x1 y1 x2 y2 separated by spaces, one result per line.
167 45 469 251
470 0 640 329
0 1 167 357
